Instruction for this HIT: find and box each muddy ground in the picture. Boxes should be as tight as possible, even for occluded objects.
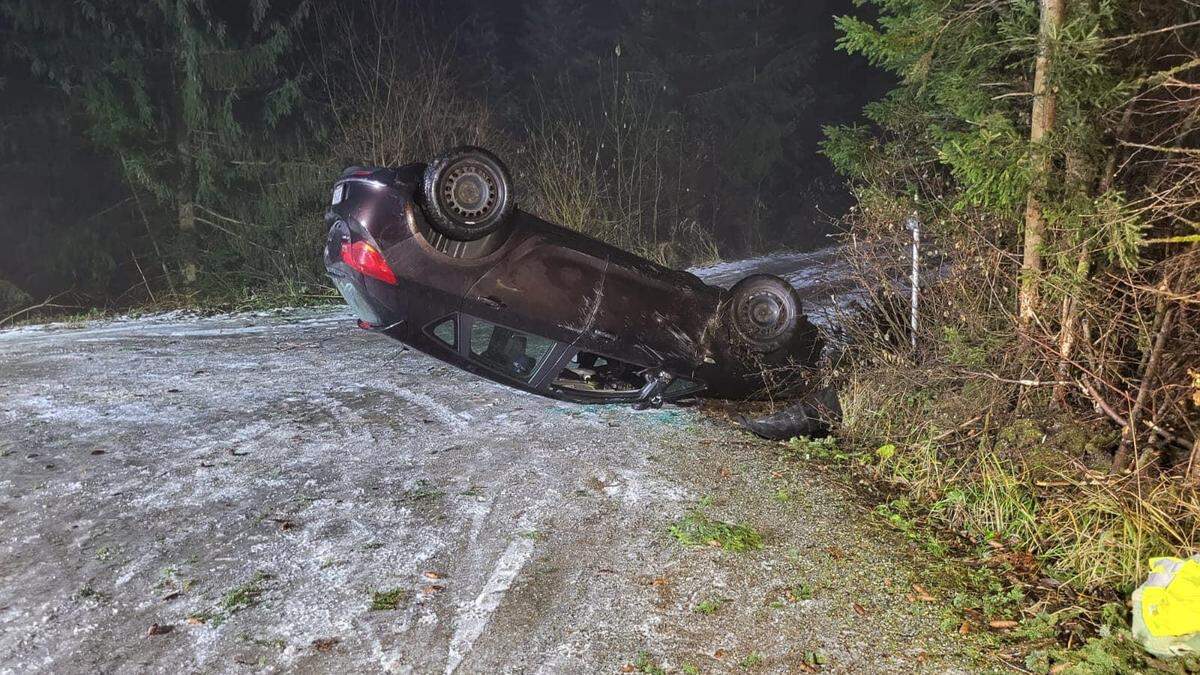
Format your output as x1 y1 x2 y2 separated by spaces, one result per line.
0 254 976 674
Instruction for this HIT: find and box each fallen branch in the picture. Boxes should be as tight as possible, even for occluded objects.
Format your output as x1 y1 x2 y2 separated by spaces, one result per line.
1082 379 1194 455
962 369 1070 387
1113 301 1174 472
0 292 76 327
1118 141 1200 157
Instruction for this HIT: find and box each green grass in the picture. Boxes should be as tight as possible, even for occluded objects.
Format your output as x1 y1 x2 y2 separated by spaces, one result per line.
768 582 813 608
694 597 725 615
632 651 666 675
670 510 763 552
185 570 274 627
739 651 764 669
802 650 828 668
369 588 407 611
400 479 445 502
74 586 109 603
222 571 272 613
783 435 847 461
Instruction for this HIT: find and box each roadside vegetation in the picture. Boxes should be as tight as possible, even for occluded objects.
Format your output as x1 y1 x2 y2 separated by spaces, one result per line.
4 0 1198 668
806 0 1200 669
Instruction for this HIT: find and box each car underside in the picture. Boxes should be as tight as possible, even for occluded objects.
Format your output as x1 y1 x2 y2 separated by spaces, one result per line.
324 146 822 406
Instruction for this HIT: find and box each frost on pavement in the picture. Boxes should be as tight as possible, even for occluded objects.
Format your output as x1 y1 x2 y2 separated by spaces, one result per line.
0 258 972 672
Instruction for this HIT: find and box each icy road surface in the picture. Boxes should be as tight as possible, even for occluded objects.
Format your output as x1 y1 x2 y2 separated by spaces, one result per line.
0 250 972 673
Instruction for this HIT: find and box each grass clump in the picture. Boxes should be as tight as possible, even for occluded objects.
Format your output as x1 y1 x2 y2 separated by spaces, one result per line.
739 651 764 669
631 651 666 675
769 583 813 607
670 510 763 552
802 650 828 669
222 571 272 613
1026 632 1200 674
369 588 407 611
835 367 1198 593
783 435 846 462
694 596 725 615
73 586 109 604
188 570 274 627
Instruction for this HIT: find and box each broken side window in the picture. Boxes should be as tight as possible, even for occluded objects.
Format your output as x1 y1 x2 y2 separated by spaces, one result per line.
663 376 703 397
551 351 645 395
467 319 555 382
430 316 456 348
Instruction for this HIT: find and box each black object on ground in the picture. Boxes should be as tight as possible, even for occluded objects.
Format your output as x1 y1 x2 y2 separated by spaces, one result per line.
735 387 842 440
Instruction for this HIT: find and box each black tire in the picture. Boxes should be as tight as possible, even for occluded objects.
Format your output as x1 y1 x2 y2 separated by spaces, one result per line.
725 274 803 354
420 146 514 241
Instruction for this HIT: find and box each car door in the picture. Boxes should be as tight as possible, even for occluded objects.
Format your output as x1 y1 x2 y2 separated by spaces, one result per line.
462 227 609 348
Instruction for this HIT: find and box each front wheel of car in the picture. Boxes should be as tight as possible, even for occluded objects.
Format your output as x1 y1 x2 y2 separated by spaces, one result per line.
725 274 803 354
420 146 515 241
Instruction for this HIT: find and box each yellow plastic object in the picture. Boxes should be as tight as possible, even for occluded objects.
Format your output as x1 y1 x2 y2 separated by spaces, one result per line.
1132 555 1200 658
1140 557 1200 636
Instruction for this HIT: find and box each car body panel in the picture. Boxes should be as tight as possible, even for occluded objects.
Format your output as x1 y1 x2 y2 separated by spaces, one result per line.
324 164 821 404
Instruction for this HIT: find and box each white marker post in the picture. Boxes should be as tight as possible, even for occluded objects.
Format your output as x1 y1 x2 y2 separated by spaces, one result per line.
905 214 920 352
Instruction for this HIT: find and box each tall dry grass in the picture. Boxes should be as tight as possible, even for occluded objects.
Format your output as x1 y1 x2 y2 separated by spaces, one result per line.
318 5 511 168
191 9 734 305
519 70 721 269
841 363 1200 591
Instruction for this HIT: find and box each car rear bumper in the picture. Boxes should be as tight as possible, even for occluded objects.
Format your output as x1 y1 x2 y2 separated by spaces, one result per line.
323 217 403 329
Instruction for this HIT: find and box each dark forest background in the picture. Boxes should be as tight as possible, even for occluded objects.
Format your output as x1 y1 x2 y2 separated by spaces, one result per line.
0 0 888 308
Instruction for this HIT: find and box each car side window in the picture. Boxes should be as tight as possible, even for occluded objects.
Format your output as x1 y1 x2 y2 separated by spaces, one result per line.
664 376 702 396
467 319 555 382
430 317 456 348
552 351 641 394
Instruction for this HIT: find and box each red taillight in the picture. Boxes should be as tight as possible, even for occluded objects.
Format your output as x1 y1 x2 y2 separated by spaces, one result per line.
340 240 397 284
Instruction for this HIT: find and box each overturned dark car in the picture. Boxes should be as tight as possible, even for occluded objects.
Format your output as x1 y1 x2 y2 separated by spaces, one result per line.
324 146 822 406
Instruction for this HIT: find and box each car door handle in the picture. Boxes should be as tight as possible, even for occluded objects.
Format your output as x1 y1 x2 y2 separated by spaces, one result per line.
475 295 506 309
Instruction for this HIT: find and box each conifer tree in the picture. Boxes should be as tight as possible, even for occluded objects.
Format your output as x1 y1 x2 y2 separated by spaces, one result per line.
2 0 312 287
824 0 1199 471
630 0 819 255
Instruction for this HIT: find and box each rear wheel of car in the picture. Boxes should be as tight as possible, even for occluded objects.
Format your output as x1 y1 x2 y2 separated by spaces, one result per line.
420 146 514 241
725 274 803 353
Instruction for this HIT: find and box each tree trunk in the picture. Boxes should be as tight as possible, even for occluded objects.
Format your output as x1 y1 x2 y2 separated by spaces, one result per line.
1189 434 1200 485
1018 0 1066 329
169 2 199 288
1053 104 1136 403
177 160 198 286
